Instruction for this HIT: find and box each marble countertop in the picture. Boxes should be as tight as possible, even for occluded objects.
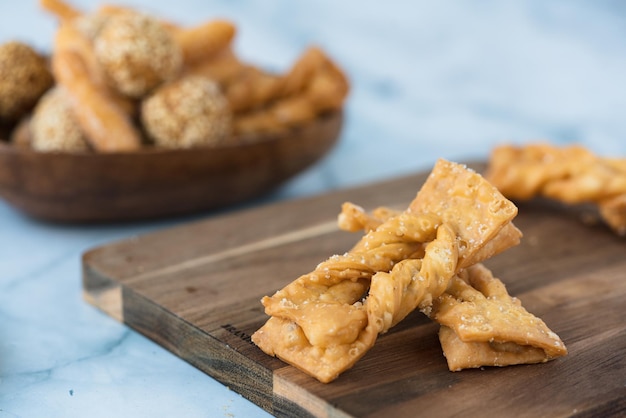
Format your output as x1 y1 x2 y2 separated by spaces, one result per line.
1 1 625 417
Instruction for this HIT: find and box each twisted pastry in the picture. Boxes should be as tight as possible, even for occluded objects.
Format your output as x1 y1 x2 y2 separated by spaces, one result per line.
261 212 440 344
486 143 626 235
254 213 442 383
253 160 521 382
340 204 568 371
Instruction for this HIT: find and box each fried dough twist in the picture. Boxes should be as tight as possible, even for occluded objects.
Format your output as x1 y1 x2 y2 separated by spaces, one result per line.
486 143 626 236
340 203 567 371
253 160 521 382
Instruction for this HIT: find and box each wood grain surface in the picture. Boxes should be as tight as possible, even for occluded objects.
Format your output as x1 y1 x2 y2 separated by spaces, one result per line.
82 163 626 417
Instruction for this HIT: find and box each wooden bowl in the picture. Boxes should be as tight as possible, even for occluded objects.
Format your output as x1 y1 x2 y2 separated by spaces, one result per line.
0 111 342 223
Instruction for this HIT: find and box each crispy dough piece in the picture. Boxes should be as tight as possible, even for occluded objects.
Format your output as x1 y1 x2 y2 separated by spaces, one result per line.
173 20 236 66
366 224 458 333
410 160 522 268
253 160 520 383
486 143 626 236
438 326 551 371
233 47 349 135
225 67 284 114
433 264 567 371
184 48 247 85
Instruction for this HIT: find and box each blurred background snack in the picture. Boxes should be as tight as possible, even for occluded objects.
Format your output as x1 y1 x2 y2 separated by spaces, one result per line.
141 75 232 148
93 11 183 98
30 86 89 152
0 0 349 154
0 41 53 122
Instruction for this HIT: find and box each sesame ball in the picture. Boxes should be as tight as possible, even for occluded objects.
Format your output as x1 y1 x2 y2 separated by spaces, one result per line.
141 75 232 148
94 12 183 98
30 87 89 152
0 41 53 122
71 14 109 41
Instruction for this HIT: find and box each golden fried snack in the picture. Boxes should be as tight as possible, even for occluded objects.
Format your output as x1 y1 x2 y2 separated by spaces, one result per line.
338 199 567 371
232 47 349 135
279 46 349 104
93 11 183 98
337 202 400 233
279 46 325 97
225 67 284 114
411 160 522 268
172 20 236 66
40 0 81 23
232 93 323 135
141 75 232 148
184 48 246 85
233 95 321 136
52 49 141 152
364 160 523 331
253 160 521 382
432 264 567 371
366 224 458 334
30 87 89 152
252 213 444 383
305 57 350 113
0 41 53 122
486 143 626 235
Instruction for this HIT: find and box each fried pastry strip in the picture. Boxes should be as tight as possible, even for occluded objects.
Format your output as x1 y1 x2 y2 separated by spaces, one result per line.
432 264 567 371
253 160 521 382
486 143 626 235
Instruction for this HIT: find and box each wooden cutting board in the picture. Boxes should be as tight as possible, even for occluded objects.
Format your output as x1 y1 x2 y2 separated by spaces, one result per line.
82 163 626 418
